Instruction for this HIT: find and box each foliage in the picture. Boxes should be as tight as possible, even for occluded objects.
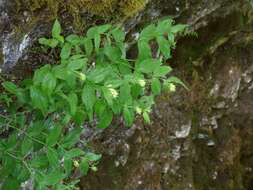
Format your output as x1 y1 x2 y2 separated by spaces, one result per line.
0 18 187 189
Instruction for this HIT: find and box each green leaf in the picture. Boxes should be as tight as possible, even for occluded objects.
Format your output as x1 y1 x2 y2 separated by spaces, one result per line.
60 43 72 59
166 76 188 90
137 40 152 62
47 148 59 166
119 82 132 105
44 170 65 185
156 19 172 34
64 159 73 175
96 24 111 34
33 64 51 86
2 177 20 190
66 34 81 45
21 137 33 155
79 158 89 175
111 27 125 42
97 108 113 129
94 33 101 52
151 78 161 95
171 24 187 34
30 86 48 114
2 82 18 94
39 38 58 48
82 38 93 57
73 108 86 126
17 166 30 182
140 24 156 40
30 155 49 169
65 148 84 159
104 45 121 62
143 111 151 124
52 65 68 80
123 106 134 127
52 19 61 37
87 67 110 83
82 85 96 111
157 36 171 59
68 57 87 71
137 59 160 74
86 153 102 162
102 87 114 106
42 72 56 96
67 92 78 115
62 127 83 148
52 19 64 43
154 66 172 77
46 124 62 147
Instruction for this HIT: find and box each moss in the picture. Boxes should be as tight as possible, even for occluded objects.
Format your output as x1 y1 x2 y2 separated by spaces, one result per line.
119 0 147 18
16 0 148 23
80 0 118 16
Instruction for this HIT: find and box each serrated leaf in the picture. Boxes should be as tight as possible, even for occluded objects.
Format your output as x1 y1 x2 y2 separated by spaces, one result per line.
42 72 56 96
96 24 111 34
52 65 68 80
66 34 81 45
68 57 87 71
64 148 84 159
85 153 101 162
2 177 20 190
44 170 65 185
87 67 109 83
151 78 161 95
64 159 73 175
79 158 89 175
94 33 101 52
39 38 58 48
140 24 156 40
67 92 78 116
30 86 48 114
137 40 152 62
111 27 125 42
52 19 61 37
171 24 187 34
119 82 132 105
143 111 151 124
33 64 51 86
154 66 172 77
156 19 172 34
21 137 33 155
137 59 160 74
166 76 188 90
52 19 64 43
73 108 86 126
2 82 18 94
47 148 58 166
157 36 171 59
82 38 93 57
102 87 114 106
97 108 113 129
60 43 72 59
82 85 96 111
30 155 49 169
46 124 62 147
62 127 83 148
123 106 134 127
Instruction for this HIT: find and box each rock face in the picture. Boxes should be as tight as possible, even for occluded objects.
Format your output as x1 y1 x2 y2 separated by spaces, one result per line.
1 0 253 190
80 1 253 190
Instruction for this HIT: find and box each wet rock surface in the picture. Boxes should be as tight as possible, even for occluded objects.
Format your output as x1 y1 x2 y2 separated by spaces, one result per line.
1 0 253 190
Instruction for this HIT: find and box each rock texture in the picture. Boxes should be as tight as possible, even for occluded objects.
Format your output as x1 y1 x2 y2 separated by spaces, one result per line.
1 0 253 190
